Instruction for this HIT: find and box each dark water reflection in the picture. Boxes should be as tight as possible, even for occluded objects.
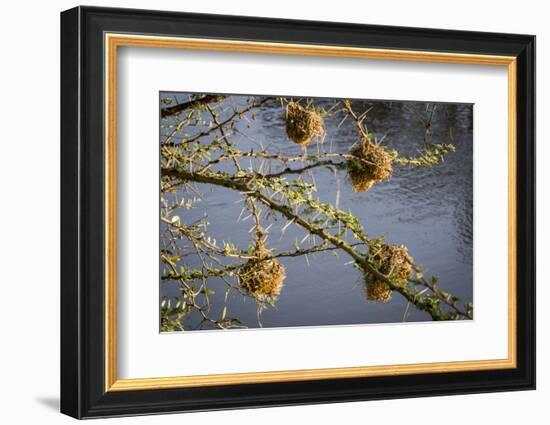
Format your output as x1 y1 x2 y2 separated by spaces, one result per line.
161 94 473 330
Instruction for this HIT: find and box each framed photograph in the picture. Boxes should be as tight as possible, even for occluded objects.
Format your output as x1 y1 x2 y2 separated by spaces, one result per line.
60 6 535 419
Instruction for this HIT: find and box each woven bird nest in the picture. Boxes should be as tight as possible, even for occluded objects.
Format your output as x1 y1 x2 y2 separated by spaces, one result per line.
374 243 414 285
365 279 393 303
238 235 286 303
365 243 414 303
285 101 324 145
348 138 393 192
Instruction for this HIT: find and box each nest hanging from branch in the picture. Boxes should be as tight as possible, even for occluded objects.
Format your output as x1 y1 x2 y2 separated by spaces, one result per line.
374 243 414 285
348 138 393 192
365 278 393 303
238 233 286 304
285 101 324 145
365 243 414 303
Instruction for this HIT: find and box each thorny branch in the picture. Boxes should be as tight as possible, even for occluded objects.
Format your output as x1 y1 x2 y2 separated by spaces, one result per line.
159 95 472 331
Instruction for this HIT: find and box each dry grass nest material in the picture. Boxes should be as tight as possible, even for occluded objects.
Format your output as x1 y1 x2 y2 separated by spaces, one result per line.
348 138 393 192
365 244 414 303
238 237 286 303
285 101 324 145
366 279 393 303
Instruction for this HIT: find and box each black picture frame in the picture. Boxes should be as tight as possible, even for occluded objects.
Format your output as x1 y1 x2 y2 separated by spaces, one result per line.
61 5 535 419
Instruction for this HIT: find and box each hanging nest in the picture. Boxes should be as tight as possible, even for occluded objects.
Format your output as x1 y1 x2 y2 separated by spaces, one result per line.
285 101 324 145
347 138 393 192
365 278 393 303
373 243 414 285
365 244 414 303
238 233 286 304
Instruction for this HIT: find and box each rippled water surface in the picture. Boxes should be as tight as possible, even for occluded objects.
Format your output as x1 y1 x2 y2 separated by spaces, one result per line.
160 93 473 330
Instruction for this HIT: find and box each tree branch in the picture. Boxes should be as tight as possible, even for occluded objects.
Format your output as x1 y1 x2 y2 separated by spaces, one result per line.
161 95 225 118
163 167 472 320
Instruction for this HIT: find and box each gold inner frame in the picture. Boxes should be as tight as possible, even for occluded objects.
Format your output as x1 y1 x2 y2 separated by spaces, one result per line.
104 33 517 392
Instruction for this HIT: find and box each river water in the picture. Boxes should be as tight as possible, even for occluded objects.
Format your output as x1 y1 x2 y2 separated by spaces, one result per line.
160 93 473 330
